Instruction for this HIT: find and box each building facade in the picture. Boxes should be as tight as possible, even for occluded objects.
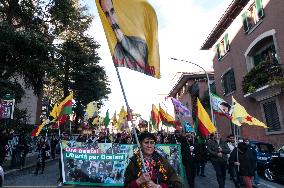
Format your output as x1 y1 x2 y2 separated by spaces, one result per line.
168 72 214 127
16 78 42 125
201 0 284 148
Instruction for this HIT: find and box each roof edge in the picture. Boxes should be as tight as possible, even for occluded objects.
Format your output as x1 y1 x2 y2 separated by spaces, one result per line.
201 0 249 50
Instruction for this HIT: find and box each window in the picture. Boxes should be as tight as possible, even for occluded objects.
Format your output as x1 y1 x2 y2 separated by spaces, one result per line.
242 0 264 33
262 99 281 131
253 44 278 66
256 143 274 153
189 82 199 97
221 69 236 95
280 146 284 157
216 33 229 60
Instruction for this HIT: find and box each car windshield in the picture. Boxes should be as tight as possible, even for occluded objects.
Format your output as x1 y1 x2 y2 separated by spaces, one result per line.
257 144 274 153
279 146 284 154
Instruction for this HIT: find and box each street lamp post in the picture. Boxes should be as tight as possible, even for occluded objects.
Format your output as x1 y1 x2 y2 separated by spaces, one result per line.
171 57 215 124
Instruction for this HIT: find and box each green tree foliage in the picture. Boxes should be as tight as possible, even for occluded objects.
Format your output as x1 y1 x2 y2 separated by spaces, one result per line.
0 0 110 133
48 0 110 123
0 0 52 95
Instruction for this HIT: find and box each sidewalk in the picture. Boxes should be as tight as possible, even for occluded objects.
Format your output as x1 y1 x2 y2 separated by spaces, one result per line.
3 152 59 175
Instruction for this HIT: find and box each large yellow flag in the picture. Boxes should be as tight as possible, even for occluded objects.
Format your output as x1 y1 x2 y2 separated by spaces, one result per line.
231 97 267 128
111 111 117 127
117 106 127 125
86 101 98 119
95 0 160 78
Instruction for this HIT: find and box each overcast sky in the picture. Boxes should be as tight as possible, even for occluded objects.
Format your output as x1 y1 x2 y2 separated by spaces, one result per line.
84 0 232 119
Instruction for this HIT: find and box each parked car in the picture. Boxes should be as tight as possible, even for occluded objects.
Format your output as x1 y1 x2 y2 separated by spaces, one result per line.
249 141 275 172
0 165 4 187
264 145 284 181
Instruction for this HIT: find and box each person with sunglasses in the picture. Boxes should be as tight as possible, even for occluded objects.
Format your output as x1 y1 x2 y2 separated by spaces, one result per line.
124 132 183 188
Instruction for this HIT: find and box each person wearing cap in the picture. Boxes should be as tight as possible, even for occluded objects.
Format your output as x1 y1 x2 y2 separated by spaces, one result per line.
124 132 183 188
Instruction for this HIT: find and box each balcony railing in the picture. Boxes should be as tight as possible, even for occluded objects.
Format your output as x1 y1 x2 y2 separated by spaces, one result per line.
242 61 284 94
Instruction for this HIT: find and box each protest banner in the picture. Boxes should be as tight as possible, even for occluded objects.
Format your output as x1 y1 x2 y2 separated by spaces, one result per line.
61 141 184 186
0 94 15 119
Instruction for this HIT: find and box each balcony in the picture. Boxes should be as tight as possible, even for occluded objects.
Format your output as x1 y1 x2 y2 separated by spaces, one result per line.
242 61 284 101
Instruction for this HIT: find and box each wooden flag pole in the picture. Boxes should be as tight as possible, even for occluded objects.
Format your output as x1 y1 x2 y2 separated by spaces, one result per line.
114 66 147 173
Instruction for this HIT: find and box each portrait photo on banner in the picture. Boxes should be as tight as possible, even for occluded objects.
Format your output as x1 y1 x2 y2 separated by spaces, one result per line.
61 141 184 186
96 0 160 78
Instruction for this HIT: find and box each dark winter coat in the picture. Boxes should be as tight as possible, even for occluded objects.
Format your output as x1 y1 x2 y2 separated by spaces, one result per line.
207 139 230 163
124 151 183 188
229 143 256 176
194 143 208 163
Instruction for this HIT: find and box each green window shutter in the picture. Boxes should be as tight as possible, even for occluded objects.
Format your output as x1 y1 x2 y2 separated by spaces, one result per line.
224 33 230 52
216 43 221 60
242 11 249 33
255 0 264 19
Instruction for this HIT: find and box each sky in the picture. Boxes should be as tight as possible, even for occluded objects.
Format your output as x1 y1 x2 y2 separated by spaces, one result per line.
83 0 232 119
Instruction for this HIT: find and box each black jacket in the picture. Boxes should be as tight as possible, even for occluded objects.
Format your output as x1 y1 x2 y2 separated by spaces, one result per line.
229 143 256 176
207 139 230 163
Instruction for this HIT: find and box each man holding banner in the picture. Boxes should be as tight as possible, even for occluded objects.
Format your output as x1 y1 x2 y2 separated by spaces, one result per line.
124 132 183 188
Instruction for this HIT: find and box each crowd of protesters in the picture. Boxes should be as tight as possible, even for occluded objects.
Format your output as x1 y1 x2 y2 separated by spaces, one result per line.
54 129 261 188
0 127 265 188
0 129 30 169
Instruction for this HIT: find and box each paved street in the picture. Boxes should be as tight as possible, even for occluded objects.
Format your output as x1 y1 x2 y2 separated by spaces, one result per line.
4 159 59 187
3 160 284 188
195 163 284 188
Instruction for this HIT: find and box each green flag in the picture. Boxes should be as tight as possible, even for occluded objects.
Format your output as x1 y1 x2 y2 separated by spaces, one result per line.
103 110 110 127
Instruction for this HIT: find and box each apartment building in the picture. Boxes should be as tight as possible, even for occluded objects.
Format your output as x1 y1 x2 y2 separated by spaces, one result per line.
201 0 284 148
168 72 214 127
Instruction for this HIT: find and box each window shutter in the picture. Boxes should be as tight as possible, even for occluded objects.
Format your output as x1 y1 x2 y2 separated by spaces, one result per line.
255 0 264 19
224 33 230 52
229 69 236 91
222 69 236 95
189 82 199 97
263 100 281 131
242 11 249 33
223 76 228 94
216 43 221 60
221 77 225 94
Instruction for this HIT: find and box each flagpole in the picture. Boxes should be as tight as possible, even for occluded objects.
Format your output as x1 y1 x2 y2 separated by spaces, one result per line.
233 123 239 171
58 118 61 138
69 121 71 134
113 66 147 173
171 58 216 127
